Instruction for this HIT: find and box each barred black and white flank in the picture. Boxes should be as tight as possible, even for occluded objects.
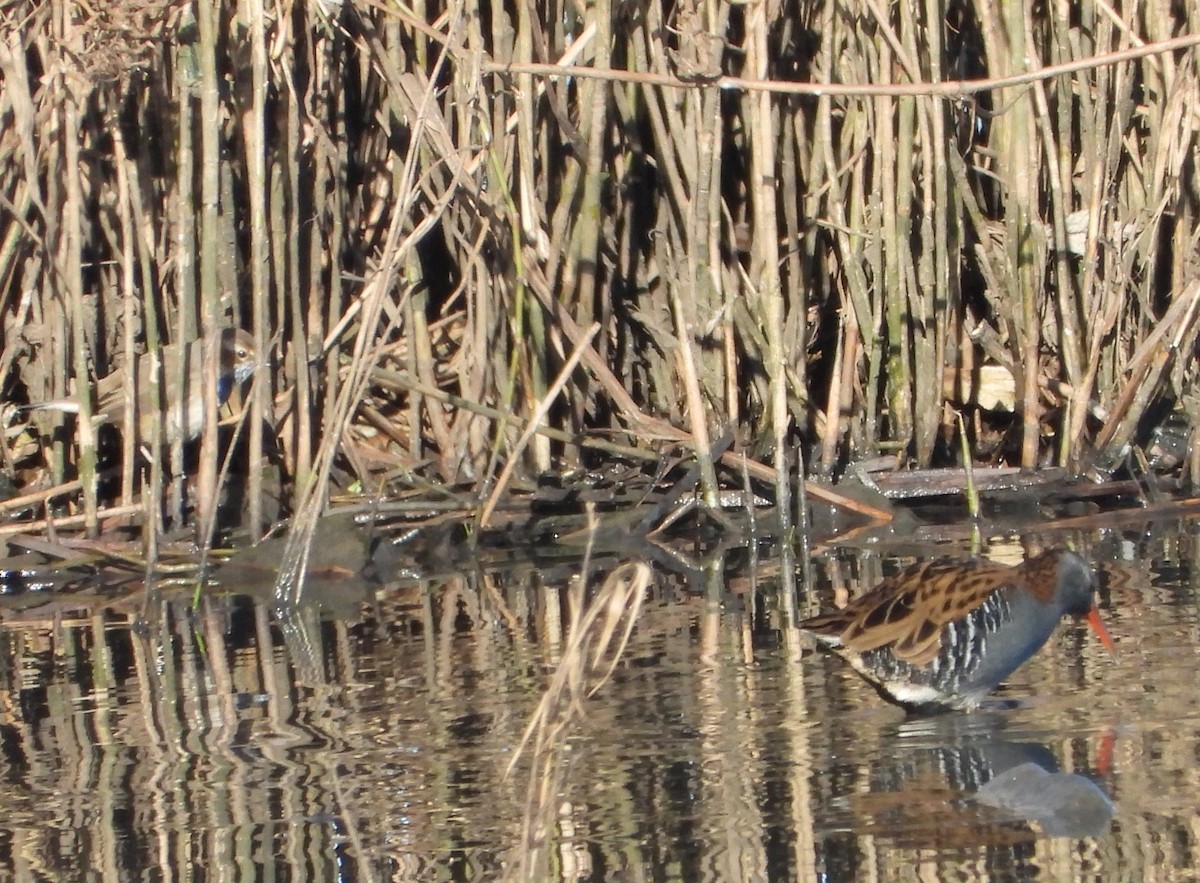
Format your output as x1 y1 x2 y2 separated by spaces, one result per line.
799 550 1114 714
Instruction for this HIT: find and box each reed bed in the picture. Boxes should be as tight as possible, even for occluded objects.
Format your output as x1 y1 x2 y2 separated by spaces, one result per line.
0 0 1198 561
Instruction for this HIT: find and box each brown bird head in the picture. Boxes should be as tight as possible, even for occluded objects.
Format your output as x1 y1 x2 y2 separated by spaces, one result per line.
217 328 259 393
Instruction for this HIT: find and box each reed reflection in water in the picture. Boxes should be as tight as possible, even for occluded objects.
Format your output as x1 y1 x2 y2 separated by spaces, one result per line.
0 526 1197 880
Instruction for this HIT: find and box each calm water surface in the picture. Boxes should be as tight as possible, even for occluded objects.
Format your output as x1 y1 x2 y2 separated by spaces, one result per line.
1 518 1198 881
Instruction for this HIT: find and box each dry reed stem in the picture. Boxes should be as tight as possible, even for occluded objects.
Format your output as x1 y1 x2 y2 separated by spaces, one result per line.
670 285 720 508
485 32 1200 96
244 0 271 541
57 24 99 536
743 0 790 523
0 504 145 539
195 0 224 536
274 6 466 604
514 566 650 767
1092 279 1200 462
506 561 650 878
0 478 83 514
477 323 601 529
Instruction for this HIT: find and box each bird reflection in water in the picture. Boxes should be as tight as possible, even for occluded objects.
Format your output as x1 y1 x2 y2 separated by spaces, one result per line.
840 712 1114 843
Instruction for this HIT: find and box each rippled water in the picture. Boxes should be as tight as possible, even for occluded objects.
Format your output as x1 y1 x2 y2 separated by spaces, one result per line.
1 518 1198 881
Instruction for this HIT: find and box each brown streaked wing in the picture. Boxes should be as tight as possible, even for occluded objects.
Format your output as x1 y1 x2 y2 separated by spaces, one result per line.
829 558 1017 667
800 559 951 644
1012 552 1061 603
